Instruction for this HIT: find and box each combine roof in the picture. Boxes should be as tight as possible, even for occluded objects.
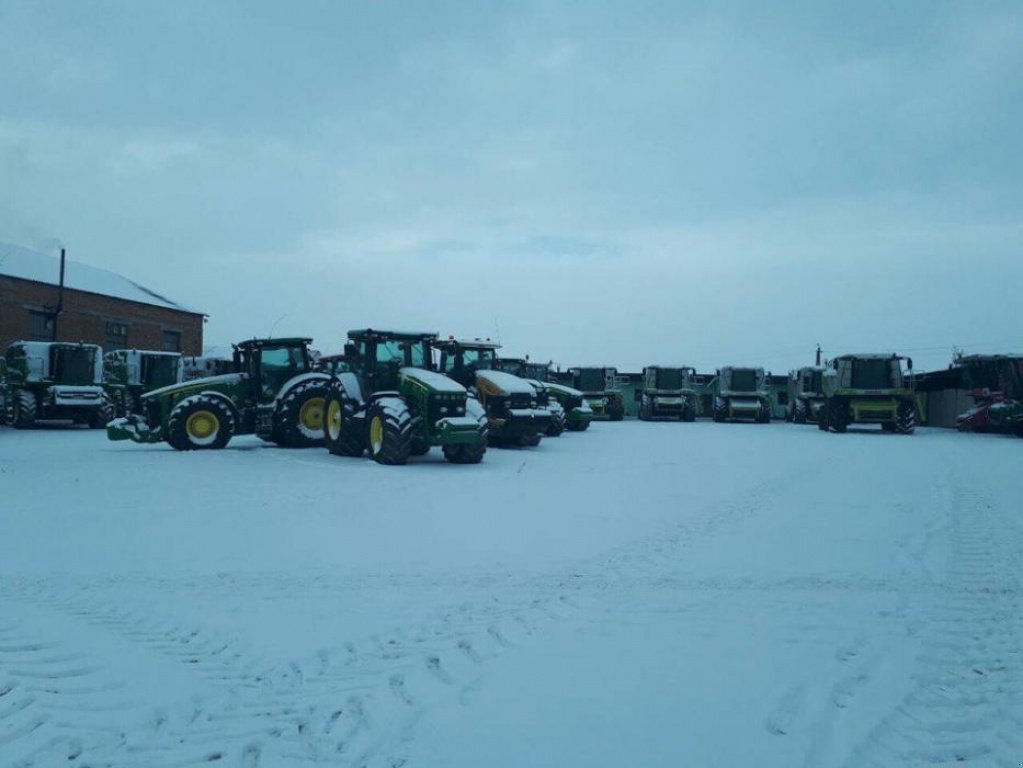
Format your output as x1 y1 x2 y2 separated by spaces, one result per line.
0 241 199 313
347 329 438 341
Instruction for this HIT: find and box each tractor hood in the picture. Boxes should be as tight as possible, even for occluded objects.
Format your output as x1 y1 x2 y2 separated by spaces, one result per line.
476 370 536 397
399 367 466 394
544 381 585 398
141 372 247 401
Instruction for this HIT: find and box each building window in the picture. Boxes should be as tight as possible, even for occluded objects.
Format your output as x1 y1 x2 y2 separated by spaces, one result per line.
105 321 129 351
162 330 182 352
28 310 54 341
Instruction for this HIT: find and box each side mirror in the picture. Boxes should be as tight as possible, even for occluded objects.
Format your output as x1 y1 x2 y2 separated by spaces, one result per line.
343 341 357 359
907 358 913 370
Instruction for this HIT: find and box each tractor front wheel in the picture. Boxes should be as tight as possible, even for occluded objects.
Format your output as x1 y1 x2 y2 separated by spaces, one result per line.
895 402 916 435
828 400 848 433
324 384 364 457
276 379 328 448
713 397 728 423
12 390 37 429
367 398 413 465
682 397 697 422
89 396 114 429
166 395 235 450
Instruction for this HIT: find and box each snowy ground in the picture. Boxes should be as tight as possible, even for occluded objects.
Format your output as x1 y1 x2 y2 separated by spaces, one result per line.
1 421 1021 768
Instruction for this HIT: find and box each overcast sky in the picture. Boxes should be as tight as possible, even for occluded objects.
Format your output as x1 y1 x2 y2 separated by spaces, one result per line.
2 1 1021 372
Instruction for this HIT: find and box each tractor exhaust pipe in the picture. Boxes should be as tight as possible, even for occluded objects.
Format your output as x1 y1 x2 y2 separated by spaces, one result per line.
815 344 821 366
51 247 66 341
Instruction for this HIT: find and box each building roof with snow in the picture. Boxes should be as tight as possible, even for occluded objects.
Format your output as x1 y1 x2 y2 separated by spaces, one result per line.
0 241 201 314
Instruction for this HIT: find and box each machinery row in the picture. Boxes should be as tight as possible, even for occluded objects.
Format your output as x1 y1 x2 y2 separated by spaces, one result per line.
1 335 1021 466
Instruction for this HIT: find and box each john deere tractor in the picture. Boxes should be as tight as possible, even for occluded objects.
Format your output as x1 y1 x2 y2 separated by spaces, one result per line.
567 367 625 421
818 353 915 434
786 366 826 424
954 353 1023 436
3 341 113 428
437 339 552 446
495 357 592 433
323 330 487 465
638 366 698 421
103 349 184 418
712 366 771 423
106 337 329 450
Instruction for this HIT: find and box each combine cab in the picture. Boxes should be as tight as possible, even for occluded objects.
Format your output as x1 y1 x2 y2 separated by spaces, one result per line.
496 358 592 434
638 366 698 421
438 340 552 447
107 337 329 450
713 366 771 423
955 354 1023 436
3 341 112 429
104 349 184 417
786 366 826 424
323 330 487 465
818 354 915 434
567 367 625 421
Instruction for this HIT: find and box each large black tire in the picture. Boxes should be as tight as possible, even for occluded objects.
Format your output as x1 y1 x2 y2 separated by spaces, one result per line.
12 389 37 429
828 399 848 433
444 404 487 464
794 400 807 425
518 433 542 447
410 439 431 456
566 416 590 432
275 379 328 448
366 398 413 465
681 397 697 422
712 397 727 423
608 395 625 422
324 382 364 457
89 395 114 429
895 401 916 435
546 404 566 436
166 394 235 450
638 396 652 421
757 399 772 423
818 402 830 431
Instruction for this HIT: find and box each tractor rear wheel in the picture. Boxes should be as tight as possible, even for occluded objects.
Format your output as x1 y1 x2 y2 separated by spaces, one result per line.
367 398 412 465
12 390 37 429
167 395 235 450
895 402 916 435
828 400 848 433
89 396 114 429
275 379 328 448
324 383 364 457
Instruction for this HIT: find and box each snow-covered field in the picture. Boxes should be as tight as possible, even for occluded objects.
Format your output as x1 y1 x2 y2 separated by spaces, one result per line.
1 421 1021 767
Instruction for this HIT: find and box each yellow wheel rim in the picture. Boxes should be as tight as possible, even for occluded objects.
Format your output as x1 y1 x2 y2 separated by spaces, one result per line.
369 415 384 454
327 399 342 440
299 397 325 431
186 410 219 439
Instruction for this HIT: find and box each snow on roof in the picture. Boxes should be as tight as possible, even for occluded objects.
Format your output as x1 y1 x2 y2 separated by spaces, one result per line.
476 369 536 395
0 241 199 314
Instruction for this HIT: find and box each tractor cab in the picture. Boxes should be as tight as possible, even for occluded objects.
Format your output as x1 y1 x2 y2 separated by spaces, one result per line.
567 366 625 421
234 338 314 403
819 354 916 434
437 339 500 389
344 329 437 392
829 354 912 392
644 366 695 392
571 366 616 395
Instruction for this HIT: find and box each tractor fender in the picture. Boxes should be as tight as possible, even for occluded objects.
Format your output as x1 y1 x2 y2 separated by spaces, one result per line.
367 390 402 405
274 372 331 405
187 390 242 421
331 372 366 407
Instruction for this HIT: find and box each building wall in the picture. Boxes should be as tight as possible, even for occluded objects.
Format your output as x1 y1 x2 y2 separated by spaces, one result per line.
923 389 972 428
0 275 203 355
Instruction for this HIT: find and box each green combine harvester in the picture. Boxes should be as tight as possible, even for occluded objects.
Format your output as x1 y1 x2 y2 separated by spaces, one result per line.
107 337 330 449
638 366 698 421
322 329 488 465
818 353 916 434
437 339 552 446
103 349 184 418
566 366 625 421
3 341 113 429
786 366 826 424
954 353 1023 436
713 366 771 423
495 357 593 433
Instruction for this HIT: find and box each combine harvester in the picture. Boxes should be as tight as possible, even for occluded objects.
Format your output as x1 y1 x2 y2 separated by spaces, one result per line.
786 365 827 424
818 353 916 434
638 366 699 421
712 366 772 423
107 337 329 449
565 366 626 421
954 353 1023 436
322 330 488 465
103 349 184 417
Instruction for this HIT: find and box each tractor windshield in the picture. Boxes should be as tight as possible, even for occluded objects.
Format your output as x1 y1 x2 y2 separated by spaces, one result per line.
802 370 823 395
143 356 179 389
655 369 684 389
376 339 429 367
576 369 606 392
260 345 308 397
463 348 495 370
52 346 96 385
851 359 894 389
729 369 757 392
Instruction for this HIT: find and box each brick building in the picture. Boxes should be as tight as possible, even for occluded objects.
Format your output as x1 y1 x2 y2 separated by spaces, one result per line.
0 242 204 355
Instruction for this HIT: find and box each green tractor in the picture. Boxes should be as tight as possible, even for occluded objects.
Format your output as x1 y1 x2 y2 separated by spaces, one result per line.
107 337 330 450
103 349 184 418
437 339 552 446
2 341 113 429
818 353 915 434
638 366 698 421
786 366 826 424
323 329 488 465
566 367 625 421
954 353 1023 436
495 357 593 433
712 366 771 423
